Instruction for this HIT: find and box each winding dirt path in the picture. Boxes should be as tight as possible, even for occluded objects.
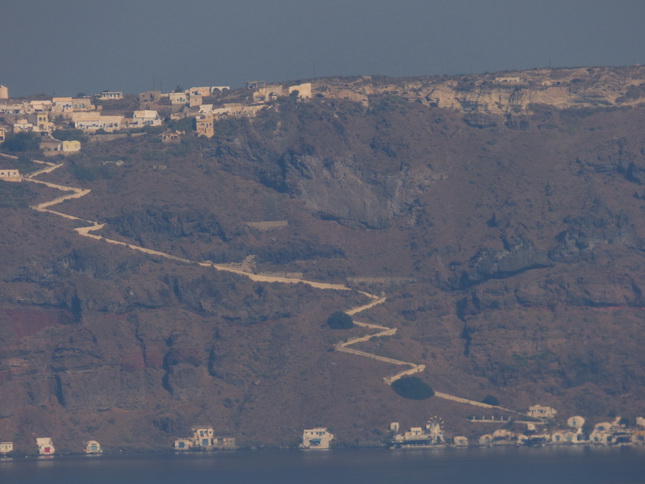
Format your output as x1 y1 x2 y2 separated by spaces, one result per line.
15 156 515 411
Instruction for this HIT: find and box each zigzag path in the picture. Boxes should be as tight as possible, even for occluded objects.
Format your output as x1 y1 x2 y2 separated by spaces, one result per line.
6 154 515 413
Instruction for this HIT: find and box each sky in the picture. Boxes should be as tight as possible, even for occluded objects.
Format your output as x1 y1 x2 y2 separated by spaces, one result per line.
1 0 644 97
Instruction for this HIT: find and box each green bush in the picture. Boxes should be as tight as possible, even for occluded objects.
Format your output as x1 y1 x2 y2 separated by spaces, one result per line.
2 132 41 152
14 156 38 174
53 129 88 143
482 395 500 406
326 311 354 329
391 376 434 400
167 117 195 132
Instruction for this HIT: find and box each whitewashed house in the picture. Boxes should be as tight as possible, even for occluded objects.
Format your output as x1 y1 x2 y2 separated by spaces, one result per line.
169 92 188 105
84 440 102 454
174 438 193 451
174 426 236 451
13 119 34 133
73 113 123 132
300 428 334 450
0 169 21 181
0 102 26 115
288 82 312 99
528 405 557 420
97 91 123 100
0 442 13 455
192 427 215 449
391 420 445 447
551 431 579 444
453 436 469 447
127 110 161 128
36 437 55 455
567 416 585 429
479 434 493 446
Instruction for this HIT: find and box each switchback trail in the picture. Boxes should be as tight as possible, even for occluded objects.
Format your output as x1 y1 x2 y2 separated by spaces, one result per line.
15 156 514 412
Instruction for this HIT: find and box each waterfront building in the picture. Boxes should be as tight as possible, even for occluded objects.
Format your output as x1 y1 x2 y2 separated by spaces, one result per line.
0 442 13 455
36 437 55 456
174 438 193 451
84 440 102 454
390 420 445 448
453 436 469 447
173 426 236 451
300 428 334 450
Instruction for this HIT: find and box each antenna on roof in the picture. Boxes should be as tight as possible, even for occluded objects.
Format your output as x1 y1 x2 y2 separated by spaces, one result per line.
548 48 552 68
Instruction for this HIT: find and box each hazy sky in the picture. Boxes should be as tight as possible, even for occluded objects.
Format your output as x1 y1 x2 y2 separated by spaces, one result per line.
1 0 644 97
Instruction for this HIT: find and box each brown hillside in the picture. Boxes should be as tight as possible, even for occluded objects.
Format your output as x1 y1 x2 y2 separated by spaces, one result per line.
1 69 645 452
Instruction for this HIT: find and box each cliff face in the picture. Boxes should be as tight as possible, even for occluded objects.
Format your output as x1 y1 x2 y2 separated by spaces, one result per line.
2 67 645 453
315 66 645 115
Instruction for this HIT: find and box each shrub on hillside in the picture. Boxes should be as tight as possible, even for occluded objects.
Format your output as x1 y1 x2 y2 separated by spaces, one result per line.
391 376 434 400
2 132 41 152
326 311 353 329
53 129 88 143
0 182 34 208
482 395 500 406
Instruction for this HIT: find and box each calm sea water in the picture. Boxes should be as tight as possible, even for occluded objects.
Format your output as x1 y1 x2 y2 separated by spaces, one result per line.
1 446 644 484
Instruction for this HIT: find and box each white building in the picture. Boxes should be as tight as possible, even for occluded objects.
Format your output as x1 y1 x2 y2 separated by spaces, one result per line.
0 442 13 455
52 97 95 113
36 437 55 455
13 119 34 133
29 100 52 112
169 92 188 105
187 86 230 97
174 438 193 451
73 113 123 132
391 420 445 447
0 102 26 114
551 431 581 444
97 91 123 100
300 428 334 450
127 110 162 128
567 416 585 429
174 426 236 451
589 429 611 445
528 405 557 420
192 427 215 449
84 440 102 454
453 436 469 447
479 434 493 446
0 169 21 182
288 82 312 99
0 85 8 99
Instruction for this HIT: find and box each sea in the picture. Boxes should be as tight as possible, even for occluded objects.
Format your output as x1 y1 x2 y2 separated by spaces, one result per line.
1 446 644 484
